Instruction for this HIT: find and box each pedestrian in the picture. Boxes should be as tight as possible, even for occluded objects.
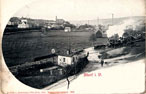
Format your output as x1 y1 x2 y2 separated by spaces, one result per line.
100 59 104 67
98 55 104 67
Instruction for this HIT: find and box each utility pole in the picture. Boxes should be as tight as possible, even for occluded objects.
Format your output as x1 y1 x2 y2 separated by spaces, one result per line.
88 20 89 25
112 13 114 25
56 16 57 21
97 17 99 26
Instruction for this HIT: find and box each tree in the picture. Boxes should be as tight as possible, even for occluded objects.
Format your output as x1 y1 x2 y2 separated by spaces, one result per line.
122 32 129 38
89 33 97 46
10 17 21 25
78 24 94 30
110 33 119 40
64 22 76 29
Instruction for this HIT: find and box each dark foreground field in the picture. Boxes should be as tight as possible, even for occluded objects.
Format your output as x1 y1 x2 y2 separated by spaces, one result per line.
2 30 108 67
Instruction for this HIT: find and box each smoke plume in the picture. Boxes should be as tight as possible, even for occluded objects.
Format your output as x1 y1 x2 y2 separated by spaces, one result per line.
106 19 136 37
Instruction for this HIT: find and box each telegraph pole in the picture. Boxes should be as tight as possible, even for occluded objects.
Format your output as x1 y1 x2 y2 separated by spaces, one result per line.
88 20 89 25
97 17 99 26
112 13 114 25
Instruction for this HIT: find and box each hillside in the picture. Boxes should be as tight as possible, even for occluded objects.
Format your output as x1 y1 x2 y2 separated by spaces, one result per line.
69 16 146 26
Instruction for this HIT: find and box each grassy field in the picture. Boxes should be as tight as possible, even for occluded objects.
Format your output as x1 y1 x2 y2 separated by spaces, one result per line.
2 30 108 67
2 30 144 89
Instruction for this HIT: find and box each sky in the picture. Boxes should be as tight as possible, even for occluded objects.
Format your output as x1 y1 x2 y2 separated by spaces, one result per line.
14 0 145 21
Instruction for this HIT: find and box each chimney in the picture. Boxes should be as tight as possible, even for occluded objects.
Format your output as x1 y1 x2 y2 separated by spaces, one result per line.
56 16 57 21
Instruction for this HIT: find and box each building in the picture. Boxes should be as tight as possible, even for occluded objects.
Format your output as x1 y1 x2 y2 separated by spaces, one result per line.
18 19 29 28
51 23 63 29
64 27 71 32
57 49 88 67
55 16 65 24
56 19 65 24
6 20 18 28
40 66 59 75
58 54 78 66
96 30 107 38
44 23 52 29
48 20 56 24
95 25 108 38
96 30 103 38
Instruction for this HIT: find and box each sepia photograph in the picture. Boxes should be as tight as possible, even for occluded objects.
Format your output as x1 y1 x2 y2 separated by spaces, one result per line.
1 0 145 93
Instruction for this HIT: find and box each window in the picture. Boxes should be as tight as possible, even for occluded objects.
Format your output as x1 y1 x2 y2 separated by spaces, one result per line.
73 57 75 62
63 58 66 62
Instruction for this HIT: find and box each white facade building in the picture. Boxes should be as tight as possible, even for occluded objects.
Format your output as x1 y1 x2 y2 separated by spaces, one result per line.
64 27 71 32
18 19 29 28
58 55 78 66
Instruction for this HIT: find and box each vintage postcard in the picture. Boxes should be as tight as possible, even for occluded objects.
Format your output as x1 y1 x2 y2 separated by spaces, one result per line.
1 0 146 94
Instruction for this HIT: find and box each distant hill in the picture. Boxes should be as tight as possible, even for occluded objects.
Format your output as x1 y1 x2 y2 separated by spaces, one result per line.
69 16 146 26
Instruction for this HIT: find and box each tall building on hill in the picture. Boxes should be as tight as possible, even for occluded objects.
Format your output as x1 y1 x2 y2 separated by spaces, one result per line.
55 16 65 24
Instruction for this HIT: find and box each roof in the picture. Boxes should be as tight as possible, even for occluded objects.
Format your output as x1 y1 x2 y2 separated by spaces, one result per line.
58 49 84 57
34 54 57 61
40 66 58 71
57 19 64 21
58 53 74 57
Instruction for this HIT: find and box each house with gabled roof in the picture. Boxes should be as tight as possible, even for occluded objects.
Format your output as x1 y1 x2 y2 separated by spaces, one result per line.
57 50 87 67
